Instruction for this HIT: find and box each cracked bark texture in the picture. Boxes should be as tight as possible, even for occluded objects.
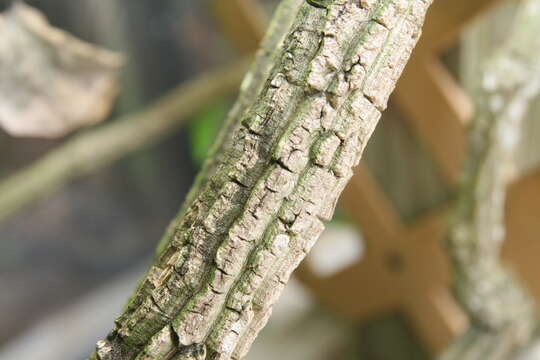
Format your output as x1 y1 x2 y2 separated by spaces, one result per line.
440 1 540 359
88 0 433 359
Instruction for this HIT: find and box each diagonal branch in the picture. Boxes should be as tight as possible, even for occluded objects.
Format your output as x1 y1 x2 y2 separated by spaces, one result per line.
0 58 250 223
88 1 434 359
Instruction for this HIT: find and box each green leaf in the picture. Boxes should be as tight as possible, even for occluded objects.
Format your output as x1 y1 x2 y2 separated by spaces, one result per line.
189 100 229 165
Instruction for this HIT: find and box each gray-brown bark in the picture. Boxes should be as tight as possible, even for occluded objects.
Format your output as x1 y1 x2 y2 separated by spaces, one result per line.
440 1 540 359
89 1 433 359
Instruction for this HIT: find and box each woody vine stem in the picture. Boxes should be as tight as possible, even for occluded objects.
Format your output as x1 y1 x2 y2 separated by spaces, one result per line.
89 0 433 359
441 0 540 358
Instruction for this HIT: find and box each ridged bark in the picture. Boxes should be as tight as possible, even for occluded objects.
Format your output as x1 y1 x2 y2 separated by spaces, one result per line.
440 1 540 359
89 1 433 359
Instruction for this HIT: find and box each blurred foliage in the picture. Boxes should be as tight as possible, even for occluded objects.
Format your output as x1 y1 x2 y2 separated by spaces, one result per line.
189 100 229 165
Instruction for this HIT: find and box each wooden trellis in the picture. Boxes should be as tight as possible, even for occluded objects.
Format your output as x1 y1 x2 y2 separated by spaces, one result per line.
212 0 540 355
297 0 532 353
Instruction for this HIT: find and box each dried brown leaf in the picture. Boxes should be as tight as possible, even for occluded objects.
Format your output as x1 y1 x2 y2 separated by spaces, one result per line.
0 2 124 138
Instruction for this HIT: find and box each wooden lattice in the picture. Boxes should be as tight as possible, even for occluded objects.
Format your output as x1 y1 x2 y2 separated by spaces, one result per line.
212 0 540 355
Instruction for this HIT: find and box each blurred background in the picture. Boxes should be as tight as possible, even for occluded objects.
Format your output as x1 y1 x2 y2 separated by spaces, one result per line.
1 0 540 359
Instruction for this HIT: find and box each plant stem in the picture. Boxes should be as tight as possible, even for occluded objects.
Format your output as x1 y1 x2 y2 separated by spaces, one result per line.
88 1 433 359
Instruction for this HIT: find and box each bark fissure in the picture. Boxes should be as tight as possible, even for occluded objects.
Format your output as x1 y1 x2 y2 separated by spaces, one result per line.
89 1 432 359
